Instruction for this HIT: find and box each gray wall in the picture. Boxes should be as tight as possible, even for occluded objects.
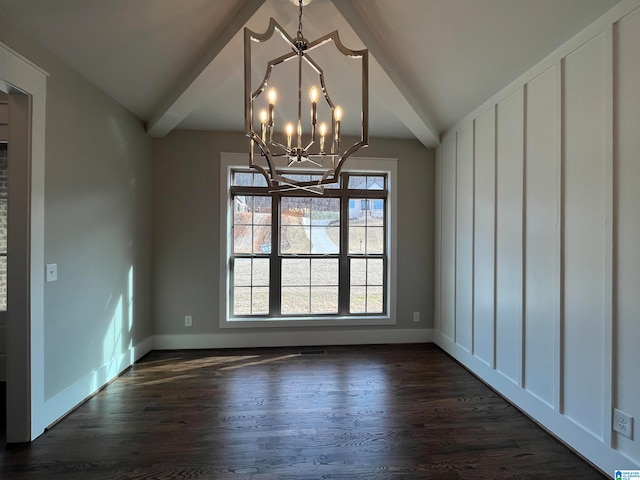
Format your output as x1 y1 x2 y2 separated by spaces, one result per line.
152 130 435 339
0 15 153 400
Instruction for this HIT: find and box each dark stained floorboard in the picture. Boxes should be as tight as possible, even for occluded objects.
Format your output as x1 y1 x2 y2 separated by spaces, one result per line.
0 344 606 479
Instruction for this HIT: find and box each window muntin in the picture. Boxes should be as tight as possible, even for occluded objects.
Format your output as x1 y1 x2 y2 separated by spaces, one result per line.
222 157 396 327
230 172 387 319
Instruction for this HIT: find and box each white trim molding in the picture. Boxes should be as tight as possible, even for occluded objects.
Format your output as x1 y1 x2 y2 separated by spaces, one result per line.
153 328 434 350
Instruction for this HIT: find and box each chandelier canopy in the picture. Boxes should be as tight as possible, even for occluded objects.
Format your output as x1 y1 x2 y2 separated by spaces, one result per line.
244 0 369 193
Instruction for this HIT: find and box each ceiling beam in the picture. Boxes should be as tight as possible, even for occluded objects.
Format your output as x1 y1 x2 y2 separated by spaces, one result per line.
146 0 267 138
330 0 440 148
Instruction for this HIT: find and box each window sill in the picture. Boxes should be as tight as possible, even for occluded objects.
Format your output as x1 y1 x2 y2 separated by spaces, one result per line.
220 315 396 329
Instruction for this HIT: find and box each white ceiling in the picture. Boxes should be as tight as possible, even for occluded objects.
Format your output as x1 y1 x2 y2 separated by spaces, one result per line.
0 0 620 147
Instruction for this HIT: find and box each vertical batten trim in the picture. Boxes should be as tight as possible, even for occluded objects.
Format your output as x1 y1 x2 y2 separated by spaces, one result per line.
435 146 442 334
602 23 615 448
492 105 498 371
521 84 528 390
470 120 476 356
552 60 562 414
557 58 566 415
453 132 458 344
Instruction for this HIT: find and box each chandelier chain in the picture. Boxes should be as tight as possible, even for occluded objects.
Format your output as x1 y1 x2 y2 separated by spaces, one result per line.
297 0 304 37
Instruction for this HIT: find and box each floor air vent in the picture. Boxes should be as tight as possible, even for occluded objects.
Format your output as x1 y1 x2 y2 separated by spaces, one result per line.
298 349 327 355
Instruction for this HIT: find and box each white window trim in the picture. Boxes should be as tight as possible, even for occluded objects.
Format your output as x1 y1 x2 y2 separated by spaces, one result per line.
219 152 397 329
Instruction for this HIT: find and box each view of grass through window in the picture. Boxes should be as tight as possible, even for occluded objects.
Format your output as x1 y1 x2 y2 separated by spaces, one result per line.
231 171 387 317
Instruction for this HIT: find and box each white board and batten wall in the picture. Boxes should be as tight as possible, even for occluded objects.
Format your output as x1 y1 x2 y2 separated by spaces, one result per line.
435 0 640 474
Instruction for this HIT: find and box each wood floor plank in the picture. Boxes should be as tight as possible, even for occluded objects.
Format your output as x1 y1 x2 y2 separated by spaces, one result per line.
1 344 606 479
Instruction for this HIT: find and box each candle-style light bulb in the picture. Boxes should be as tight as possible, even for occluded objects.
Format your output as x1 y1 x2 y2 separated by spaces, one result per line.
286 123 294 150
267 88 276 128
333 106 342 155
334 105 343 122
319 122 327 153
310 86 318 126
259 109 268 142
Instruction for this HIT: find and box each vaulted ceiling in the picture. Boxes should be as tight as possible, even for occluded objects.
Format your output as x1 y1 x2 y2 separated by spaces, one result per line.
0 0 620 147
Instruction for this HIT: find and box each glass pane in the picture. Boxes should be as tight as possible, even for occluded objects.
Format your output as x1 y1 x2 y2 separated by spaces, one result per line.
367 259 384 285
350 286 366 313
234 196 253 224
312 174 339 188
366 227 384 254
281 226 309 254
311 287 339 314
311 259 338 286
311 198 339 221
311 227 339 254
282 287 310 314
282 258 310 286
233 287 251 315
234 172 253 186
252 287 269 314
281 197 311 254
254 174 268 187
350 258 366 286
367 176 385 190
348 175 367 189
234 258 252 286
253 225 272 254
349 226 366 254
367 286 384 313
253 258 270 286
233 225 252 254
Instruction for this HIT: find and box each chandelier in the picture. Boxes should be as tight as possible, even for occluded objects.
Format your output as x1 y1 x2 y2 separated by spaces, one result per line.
244 0 369 193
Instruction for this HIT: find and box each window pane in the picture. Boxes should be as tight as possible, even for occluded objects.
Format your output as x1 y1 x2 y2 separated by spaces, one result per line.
282 287 310 314
348 175 367 189
234 258 252 286
234 196 271 254
367 259 384 285
311 227 339 254
282 258 310 286
281 197 311 254
311 259 338 286
252 287 270 314
233 287 251 315
234 172 253 186
350 286 366 313
309 197 340 253
367 286 384 313
311 287 338 313
367 176 385 190
366 227 384 254
253 258 270 286
349 226 366 254
350 258 366 285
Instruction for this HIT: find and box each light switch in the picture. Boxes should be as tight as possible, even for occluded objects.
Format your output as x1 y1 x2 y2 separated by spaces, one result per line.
46 264 57 282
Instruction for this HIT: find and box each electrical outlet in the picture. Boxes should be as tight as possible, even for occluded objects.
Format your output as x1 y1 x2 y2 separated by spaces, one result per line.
184 315 193 327
413 311 420 323
613 408 633 439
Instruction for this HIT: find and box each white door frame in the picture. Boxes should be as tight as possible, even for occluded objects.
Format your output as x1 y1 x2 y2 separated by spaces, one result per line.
0 42 47 441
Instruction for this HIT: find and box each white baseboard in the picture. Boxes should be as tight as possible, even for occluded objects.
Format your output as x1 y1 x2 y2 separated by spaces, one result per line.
153 328 434 350
435 332 640 475
42 336 153 430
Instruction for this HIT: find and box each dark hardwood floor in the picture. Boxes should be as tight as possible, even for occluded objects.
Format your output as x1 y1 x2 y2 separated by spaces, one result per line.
0 344 606 479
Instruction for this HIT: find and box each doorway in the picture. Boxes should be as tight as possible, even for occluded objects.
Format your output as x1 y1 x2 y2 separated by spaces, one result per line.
0 41 47 442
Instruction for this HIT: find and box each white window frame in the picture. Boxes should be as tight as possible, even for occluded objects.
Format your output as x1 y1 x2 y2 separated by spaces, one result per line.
219 152 397 328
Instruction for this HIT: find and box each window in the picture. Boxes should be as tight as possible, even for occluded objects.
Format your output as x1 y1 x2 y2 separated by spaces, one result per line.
220 153 397 327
